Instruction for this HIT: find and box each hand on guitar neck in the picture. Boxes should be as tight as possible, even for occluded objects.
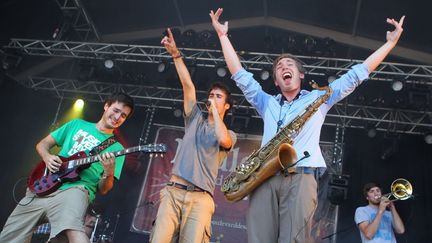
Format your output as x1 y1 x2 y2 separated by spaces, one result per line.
97 152 115 177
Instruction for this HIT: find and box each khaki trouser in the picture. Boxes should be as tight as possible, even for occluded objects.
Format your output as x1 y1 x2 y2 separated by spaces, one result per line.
247 173 317 243
150 186 214 243
0 187 89 243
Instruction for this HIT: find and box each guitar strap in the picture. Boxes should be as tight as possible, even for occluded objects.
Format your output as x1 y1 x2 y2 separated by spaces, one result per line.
89 136 118 156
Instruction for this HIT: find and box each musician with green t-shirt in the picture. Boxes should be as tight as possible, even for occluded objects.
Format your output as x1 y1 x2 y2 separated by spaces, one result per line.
0 92 134 243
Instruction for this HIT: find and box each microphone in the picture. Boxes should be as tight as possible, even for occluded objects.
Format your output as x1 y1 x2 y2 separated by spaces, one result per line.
283 151 310 176
205 100 211 109
290 151 310 167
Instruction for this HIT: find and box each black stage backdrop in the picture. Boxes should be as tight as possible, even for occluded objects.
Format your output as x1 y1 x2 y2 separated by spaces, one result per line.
1 80 431 242
337 129 432 243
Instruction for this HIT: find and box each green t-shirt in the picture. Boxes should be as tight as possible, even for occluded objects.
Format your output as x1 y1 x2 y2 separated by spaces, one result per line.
51 119 125 201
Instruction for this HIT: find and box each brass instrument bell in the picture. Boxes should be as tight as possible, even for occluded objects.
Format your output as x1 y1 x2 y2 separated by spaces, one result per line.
380 178 413 201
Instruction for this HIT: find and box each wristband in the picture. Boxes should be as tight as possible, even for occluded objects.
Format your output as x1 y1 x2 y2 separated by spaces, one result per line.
102 173 113 179
218 32 228 38
172 53 182 59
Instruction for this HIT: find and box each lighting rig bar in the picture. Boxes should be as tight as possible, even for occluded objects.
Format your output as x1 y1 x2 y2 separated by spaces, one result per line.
21 77 432 135
6 39 432 85
55 0 100 41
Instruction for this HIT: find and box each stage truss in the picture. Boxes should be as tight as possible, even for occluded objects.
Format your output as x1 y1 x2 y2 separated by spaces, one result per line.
4 38 432 136
5 38 432 85
55 0 100 41
17 76 432 136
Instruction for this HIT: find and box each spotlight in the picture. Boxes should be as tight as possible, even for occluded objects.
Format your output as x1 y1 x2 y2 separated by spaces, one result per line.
173 108 182 118
216 65 227 78
304 36 317 52
391 80 403 91
424 133 432 144
181 29 197 47
157 60 169 73
73 99 85 111
367 127 377 138
104 59 114 69
260 69 270 81
327 75 337 84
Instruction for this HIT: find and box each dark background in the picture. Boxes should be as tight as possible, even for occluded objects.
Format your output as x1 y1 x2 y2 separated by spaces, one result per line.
1 0 432 242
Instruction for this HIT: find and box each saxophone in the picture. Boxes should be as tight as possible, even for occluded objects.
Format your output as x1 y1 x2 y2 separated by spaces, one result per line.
221 82 333 202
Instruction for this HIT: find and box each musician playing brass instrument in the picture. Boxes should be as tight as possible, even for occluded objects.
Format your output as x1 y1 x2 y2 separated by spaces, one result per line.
355 182 405 242
210 7 405 243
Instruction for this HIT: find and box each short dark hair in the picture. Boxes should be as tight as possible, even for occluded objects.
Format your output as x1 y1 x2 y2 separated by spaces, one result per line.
271 53 307 81
363 182 381 198
105 92 135 117
207 82 233 115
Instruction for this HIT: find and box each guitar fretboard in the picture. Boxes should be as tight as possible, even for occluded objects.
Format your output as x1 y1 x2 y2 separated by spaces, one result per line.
67 145 165 168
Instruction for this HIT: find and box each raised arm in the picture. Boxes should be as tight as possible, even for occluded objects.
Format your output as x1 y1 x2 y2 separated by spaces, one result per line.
210 8 243 75
363 16 405 73
161 28 196 115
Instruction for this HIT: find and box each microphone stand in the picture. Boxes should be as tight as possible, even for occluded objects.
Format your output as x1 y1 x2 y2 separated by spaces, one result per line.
90 214 101 242
111 214 120 242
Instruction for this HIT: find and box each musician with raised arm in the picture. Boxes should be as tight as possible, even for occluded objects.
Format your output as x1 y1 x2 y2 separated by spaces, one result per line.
0 92 134 243
149 29 236 243
210 8 405 243
355 182 405 243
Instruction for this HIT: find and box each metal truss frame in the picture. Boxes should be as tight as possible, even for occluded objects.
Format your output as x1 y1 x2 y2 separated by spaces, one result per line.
20 77 432 135
5 39 432 85
55 0 100 41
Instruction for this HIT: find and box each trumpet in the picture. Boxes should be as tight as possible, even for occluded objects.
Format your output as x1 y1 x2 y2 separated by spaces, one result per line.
376 178 413 202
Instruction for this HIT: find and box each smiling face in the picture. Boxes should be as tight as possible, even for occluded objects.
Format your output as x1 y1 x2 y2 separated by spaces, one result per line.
273 57 305 95
101 101 132 130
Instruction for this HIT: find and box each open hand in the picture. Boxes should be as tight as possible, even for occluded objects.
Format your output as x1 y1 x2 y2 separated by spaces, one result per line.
210 8 228 37
386 16 405 44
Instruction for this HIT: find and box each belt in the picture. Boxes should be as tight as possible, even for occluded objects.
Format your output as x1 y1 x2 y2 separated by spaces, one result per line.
284 166 316 176
167 181 205 192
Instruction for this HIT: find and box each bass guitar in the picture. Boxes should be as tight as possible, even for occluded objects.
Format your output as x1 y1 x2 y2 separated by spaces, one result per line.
28 144 166 196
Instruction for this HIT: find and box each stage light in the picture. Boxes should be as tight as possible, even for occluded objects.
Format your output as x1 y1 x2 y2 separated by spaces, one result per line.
327 75 337 84
104 59 114 69
173 108 182 118
392 80 403 91
216 65 227 78
424 133 432 144
365 123 377 138
73 99 85 111
260 69 270 81
304 36 317 52
157 60 169 73
367 127 377 138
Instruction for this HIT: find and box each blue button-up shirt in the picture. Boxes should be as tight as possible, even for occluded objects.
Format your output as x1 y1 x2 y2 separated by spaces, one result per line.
232 64 369 171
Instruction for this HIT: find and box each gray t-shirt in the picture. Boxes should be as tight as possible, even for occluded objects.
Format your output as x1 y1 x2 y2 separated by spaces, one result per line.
354 205 396 243
171 104 237 195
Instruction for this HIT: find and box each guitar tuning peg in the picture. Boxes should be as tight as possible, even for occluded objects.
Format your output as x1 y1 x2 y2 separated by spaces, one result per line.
160 154 164 158
155 154 159 158
149 153 154 158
